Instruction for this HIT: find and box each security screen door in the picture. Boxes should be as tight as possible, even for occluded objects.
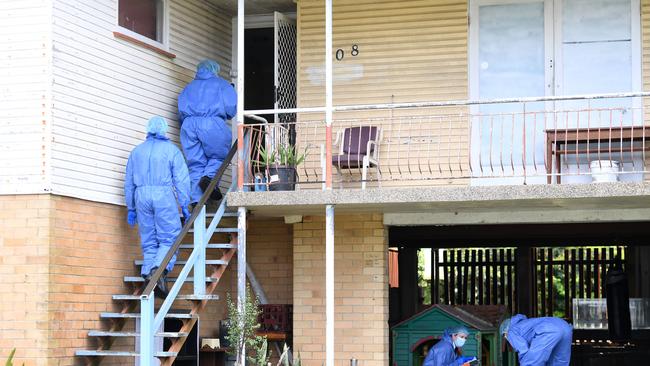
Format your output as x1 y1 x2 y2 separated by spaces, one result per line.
274 11 297 146
470 0 639 185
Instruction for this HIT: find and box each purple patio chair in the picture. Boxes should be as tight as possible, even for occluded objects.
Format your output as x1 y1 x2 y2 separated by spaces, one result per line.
331 126 382 189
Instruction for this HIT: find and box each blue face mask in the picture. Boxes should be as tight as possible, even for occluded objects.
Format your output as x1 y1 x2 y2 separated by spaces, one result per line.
454 336 466 348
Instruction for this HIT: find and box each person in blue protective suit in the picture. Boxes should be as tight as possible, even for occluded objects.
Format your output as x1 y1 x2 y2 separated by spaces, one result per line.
422 326 477 366
500 314 573 366
124 116 191 298
178 59 237 206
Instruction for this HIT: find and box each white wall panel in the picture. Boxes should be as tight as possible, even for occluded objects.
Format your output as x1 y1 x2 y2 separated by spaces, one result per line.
51 0 234 205
0 0 52 194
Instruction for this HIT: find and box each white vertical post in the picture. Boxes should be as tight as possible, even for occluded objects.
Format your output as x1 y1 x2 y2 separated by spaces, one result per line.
325 205 335 366
139 294 155 366
193 205 206 295
236 0 246 191
325 0 335 364
325 0 333 189
237 206 247 366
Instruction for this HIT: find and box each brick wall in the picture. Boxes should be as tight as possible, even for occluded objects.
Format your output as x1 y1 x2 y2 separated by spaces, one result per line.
0 194 295 365
293 214 388 366
202 217 294 339
0 195 52 366
48 195 141 364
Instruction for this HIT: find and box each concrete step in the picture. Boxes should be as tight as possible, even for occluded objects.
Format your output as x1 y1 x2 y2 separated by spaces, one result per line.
112 294 219 301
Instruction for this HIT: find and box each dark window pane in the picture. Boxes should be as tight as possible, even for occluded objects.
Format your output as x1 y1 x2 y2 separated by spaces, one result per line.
118 0 159 41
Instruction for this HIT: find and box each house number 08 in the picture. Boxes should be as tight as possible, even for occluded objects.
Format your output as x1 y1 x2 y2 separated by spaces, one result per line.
336 45 360 61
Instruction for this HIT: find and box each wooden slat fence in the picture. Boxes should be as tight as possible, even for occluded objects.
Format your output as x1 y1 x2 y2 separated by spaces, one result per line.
433 248 517 310
533 246 626 319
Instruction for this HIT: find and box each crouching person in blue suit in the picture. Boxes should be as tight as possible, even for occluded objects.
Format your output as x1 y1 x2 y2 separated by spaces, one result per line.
423 326 477 366
124 116 191 298
500 314 573 366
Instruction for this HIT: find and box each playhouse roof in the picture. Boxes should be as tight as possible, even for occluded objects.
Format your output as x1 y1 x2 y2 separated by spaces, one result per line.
392 304 508 331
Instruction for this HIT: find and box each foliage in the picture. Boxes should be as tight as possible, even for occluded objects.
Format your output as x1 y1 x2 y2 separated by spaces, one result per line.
225 287 268 366
5 349 15 366
418 249 432 305
4 349 23 366
253 145 277 168
254 144 308 168
277 343 301 366
276 144 307 167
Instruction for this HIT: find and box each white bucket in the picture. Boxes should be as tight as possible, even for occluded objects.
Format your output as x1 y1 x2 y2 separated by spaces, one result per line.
590 160 620 183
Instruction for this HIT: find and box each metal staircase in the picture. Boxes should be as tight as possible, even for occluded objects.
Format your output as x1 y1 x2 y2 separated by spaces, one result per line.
76 142 240 365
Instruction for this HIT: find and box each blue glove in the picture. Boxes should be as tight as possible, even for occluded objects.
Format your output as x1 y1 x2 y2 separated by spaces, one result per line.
182 206 191 224
127 210 137 227
458 356 476 365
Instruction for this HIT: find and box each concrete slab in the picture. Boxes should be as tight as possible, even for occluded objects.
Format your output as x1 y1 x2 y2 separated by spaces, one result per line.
227 182 650 224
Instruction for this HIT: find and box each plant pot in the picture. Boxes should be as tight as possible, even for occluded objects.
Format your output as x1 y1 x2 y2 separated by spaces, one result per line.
268 166 297 191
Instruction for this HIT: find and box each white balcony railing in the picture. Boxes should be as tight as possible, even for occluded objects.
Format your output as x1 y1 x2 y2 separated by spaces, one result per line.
239 92 650 190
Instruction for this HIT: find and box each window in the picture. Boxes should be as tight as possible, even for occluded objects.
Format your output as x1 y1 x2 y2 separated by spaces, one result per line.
468 0 641 184
118 0 165 43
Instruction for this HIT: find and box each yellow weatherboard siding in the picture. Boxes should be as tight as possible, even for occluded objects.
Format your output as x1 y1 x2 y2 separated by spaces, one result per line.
297 0 469 107
295 0 470 187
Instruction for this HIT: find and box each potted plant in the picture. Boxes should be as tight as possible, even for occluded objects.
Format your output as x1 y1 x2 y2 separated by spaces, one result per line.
254 144 307 191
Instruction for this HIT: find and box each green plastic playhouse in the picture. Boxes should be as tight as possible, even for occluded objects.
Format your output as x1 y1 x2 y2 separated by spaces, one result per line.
391 305 515 366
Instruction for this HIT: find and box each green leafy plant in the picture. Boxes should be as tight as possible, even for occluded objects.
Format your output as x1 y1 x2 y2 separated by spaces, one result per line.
5 349 24 366
277 344 301 366
253 144 308 168
253 145 277 169
225 286 268 366
276 144 308 167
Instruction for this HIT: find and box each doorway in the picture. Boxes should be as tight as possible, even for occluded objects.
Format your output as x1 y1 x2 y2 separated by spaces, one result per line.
244 27 275 123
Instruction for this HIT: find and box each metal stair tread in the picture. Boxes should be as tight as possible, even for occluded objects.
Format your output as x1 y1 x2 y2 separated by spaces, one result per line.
100 312 196 319
131 243 237 248
134 259 227 266
188 227 237 233
124 276 216 283
207 212 237 217
112 294 219 301
88 331 188 338
75 350 177 357
179 243 237 249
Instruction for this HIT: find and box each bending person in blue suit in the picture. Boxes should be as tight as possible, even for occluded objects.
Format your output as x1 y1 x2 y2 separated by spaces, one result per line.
178 59 237 205
423 326 477 366
500 314 573 366
124 116 191 298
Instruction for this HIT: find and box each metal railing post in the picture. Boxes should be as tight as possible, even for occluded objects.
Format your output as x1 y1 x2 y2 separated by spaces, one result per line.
325 204 335 366
194 204 206 296
325 0 333 191
237 206 247 366
139 294 155 366
236 0 245 192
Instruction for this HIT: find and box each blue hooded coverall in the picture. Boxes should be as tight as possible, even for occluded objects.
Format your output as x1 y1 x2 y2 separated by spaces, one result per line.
178 60 237 203
506 315 573 366
423 329 473 366
124 117 191 276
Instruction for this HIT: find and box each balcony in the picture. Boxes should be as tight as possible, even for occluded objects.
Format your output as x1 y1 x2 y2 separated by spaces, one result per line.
228 93 650 220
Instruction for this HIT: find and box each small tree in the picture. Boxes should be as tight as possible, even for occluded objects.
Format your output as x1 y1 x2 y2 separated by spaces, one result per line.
225 286 269 366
